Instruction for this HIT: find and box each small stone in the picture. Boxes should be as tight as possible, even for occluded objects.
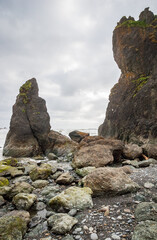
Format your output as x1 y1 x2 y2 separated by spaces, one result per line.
90 233 98 240
111 233 120 240
105 238 111 240
144 182 154 189
124 208 131 213
68 209 77 216
117 215 122 220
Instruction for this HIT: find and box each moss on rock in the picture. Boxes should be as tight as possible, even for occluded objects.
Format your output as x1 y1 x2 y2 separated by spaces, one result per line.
0 177 9 187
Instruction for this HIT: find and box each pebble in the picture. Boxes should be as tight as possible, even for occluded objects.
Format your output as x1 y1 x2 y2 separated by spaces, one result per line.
144 182 154 189
89 227 94 232
111 233 120 240
90 233 98 240
68 208 77 216
105 238 111 240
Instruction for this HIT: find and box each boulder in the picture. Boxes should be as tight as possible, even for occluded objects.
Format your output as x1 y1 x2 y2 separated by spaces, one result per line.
0 214 29 240
3 78 51 157
134 202 157 222
123 144 143 159
12 193 37 210
9 182 33 199
0 164 23 178
0 177 9 187
72 144 113 168
56 172 74 185
32 179 49 189
29 163 52 181
99 9 157 145
69 130 89 143
80 136 124 162
47 130 78 157
4 210 30 224
49 186 93 210
83 167 140 196
143 144 157 159
0 158 18 167
47 213 78 234
132 220 157 240
41 185 61 203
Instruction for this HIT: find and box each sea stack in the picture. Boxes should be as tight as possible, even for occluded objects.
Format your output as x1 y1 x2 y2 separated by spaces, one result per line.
3 78 51 157
99 8 157 145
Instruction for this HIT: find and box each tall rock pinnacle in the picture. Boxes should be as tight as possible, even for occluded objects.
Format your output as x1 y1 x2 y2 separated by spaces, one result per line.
99 8 157 144
3 78 51 157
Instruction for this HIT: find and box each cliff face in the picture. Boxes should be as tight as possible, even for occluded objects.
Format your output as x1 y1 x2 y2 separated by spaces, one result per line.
99 8 157 144
3 78 51 157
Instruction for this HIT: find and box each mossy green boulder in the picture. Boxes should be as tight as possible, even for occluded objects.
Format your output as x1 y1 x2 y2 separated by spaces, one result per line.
49 186 93 210
0 158 18 167
0 177 9 187
0 215 28 240
29 163 52 181
0 164 23 178
47 213 78 234
13 193 37 210
9 182 33 199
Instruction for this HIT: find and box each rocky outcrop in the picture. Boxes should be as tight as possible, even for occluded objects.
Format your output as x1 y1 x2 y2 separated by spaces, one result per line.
99 8 157 145
3 78 51 157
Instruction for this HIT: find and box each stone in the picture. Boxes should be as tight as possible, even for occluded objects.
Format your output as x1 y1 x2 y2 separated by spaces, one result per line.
90 233 98 240
99 9 157 145
111 233 120 240
75 167 96 177
32 180 49 188
0 196 5 206
0 186 12 196
144 182 154 189
73 144 114 168
3 78 51 157
138 158 157 167
134 202 157 222
35 202 46 211
51 170 63 180
62 235 74 240
0 177 9 187
41 185 60 203
0 158 18 167
83 167 140 196
49 186 93 210
0 214 29 240
68 209 77 216
9 182 33 199
33 155 45 160
0 164 23 178
123 144 143 159
47 130 78 157
132 220 157 240
56 172 74 185
47 152 58 160
69 130 89 143
143 144 157 159
29 163 52 181
122 159 140 168
5 210 30 223
47 213 78 234
12 193 37 210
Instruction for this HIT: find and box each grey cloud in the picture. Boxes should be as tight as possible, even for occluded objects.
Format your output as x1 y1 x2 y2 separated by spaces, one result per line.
0 0 156 130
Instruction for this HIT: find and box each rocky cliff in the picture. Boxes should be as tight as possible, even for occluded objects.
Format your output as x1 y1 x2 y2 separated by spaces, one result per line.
3 78 51 157
99 8 157 145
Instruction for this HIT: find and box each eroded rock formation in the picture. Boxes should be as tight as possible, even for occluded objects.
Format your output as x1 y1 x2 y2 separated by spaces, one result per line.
3 78 51 157
99 8 157 145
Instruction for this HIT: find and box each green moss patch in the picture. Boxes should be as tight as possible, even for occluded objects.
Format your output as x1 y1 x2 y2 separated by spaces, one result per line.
116 20 151 29
132 75 149 97
1 158 18 167
19 80 32 104
0 177 9 187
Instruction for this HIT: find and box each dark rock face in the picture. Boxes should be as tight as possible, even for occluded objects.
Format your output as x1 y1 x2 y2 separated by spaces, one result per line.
99 8 157 145
3 78 51 157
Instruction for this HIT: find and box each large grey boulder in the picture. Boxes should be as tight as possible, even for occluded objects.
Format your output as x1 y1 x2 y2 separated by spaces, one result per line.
132 220 157 240
134 202 157 222
3 78 51 157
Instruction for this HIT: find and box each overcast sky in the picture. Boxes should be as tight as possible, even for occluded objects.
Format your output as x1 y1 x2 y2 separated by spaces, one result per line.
0 0 156 132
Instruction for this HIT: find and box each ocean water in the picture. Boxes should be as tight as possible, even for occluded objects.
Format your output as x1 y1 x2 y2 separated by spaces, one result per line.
0 128 8 159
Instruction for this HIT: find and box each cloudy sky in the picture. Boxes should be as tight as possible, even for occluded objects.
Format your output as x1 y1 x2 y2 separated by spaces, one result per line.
0 0 156 132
